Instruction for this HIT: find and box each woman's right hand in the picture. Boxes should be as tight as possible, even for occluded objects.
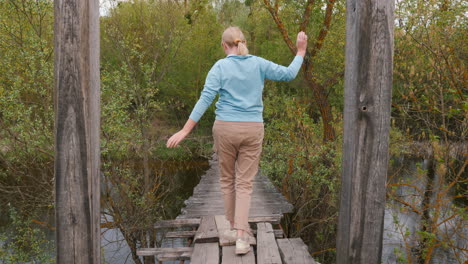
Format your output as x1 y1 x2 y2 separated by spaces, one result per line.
296 31 308 57
166 118 197 148
166 130 189 148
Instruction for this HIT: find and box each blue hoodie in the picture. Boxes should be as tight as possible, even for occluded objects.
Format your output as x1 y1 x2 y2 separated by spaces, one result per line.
189 54 303 122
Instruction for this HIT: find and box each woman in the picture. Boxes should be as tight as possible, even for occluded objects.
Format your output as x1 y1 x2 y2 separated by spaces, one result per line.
167 26 307 254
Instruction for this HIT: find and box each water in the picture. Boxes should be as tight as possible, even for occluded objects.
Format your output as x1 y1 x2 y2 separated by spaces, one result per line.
382 157 467 264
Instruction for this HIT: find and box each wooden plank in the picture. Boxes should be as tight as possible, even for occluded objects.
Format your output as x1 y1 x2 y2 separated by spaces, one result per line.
253 229 284 238
154 218 200 229
277 238 317 264
183 203 291 209
191 242 220 264
156 251 192 261
165 230 196 238
222 246 255 264
137 247 193 256
336 0 395 263
257 222 282 264
194 186 278 192
54 0 100 261
194 216 219 243
250 215 282 224
290 238 319 263
182 211 282 220
177 215 282 224
189 194 284 199
185 200 291 206
182 206 290 214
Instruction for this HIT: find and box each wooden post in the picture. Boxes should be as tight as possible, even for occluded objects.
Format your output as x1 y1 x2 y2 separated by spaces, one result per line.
54 0 100 261
336 0 394 263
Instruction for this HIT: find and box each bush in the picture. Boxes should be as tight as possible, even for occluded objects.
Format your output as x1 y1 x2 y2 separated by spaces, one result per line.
261 91 342 263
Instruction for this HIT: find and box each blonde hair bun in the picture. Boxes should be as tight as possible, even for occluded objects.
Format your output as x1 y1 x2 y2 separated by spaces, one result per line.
222 27 249 56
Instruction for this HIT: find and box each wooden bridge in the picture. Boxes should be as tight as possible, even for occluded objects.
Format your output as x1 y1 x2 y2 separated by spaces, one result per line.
137 157 319 263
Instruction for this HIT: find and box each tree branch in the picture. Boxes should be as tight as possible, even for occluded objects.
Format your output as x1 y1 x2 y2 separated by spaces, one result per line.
299 0 315 32
309 0 336 59
262 0 297 55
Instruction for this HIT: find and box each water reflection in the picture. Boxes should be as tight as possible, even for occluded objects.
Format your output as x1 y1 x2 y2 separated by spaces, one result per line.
383 156 467 264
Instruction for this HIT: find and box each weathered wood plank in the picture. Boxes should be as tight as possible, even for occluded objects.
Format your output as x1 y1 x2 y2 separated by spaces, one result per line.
257 222 282 264
154 218 200 229
222 246 255 264
253 228 284 238
54 0 100 261
194 186 278 192
189 193 284 198
165 230 196 238
191 242 220 264
194 216 219 243
336 0 395 263
182 205 291 213
179 214 282 224
183 202 291 208
277 238 317 264
156 251 192 261
185 199 291 206
137 247 193 256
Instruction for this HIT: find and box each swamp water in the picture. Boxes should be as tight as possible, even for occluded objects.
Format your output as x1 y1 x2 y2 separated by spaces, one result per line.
382 156 466 264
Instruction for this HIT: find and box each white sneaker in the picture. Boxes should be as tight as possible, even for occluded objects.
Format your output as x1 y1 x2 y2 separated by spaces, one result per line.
221 229 237 243
235 235 251 255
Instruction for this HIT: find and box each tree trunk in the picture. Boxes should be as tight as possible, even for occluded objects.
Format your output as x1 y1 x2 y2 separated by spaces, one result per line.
304 70 336 142
418 157 435 264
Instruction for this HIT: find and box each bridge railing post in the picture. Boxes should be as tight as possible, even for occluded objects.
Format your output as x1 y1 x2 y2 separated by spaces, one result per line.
336 0 395 263
54 0 100 262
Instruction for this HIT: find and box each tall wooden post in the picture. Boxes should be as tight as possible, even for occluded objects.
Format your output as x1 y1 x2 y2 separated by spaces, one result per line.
54 0 100 261
336 0 394 263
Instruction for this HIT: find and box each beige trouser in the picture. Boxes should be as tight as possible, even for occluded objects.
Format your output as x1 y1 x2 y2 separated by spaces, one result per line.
212 120 264 236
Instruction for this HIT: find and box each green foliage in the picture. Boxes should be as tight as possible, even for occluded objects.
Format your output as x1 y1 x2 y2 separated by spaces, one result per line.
0 207 54 263
393 0 467 141
0 0 55 212
393 247 409 264
261 86 342 263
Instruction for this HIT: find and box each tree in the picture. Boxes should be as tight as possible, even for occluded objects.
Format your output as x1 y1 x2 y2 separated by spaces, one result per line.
261 0 346 142
0 0 54 214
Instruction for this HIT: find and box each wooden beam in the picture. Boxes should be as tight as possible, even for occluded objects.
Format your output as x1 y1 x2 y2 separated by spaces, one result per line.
191 242 220 264
257 222 282 264
165 230 197 238
154 218 201 229
194 216 219 243
277 238 318 264
222 246 255 264
137 247 193 256
336 0 394 263
54 0 100 261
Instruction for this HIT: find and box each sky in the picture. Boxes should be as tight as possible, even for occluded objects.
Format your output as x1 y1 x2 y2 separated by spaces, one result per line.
99 0 119 17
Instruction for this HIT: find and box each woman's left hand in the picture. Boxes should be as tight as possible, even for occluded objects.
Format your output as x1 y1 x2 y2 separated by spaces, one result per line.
166 130 189 148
